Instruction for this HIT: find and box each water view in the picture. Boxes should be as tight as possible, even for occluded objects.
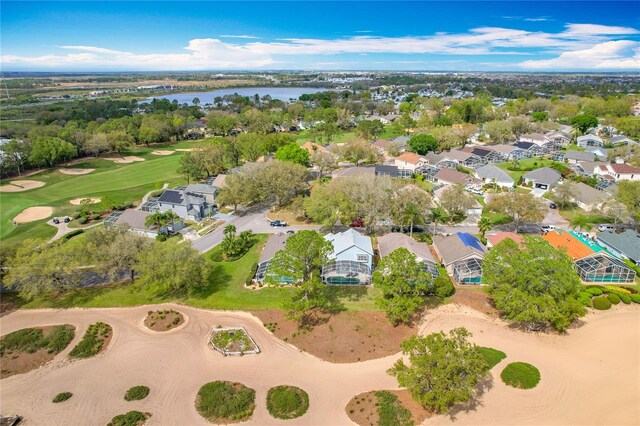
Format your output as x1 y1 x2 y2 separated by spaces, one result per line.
146 87 329 104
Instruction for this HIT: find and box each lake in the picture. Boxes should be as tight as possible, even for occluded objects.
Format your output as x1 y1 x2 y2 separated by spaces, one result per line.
145 87 328 104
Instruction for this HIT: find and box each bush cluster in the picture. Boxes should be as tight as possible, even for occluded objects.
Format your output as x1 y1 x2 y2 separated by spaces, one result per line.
0 325 74 357
592 296 612 310
478 347 507 369
52 392 73 403
585 287 603 296
500 362 541 389
125 385 150 401
630 294 640 304
196 381 255 422
107 411 149 426
608 293 621 305
577 292 592 307
266 385 310 420
69 322 111 358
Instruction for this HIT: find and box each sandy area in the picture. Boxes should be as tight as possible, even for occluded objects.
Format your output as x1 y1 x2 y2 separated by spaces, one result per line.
151 150 174 156
58 168 95 175
104 156 145 164
175 148 198 152
13 206 54 223
69 197 101 206
0 180 46 192
0 304 637 426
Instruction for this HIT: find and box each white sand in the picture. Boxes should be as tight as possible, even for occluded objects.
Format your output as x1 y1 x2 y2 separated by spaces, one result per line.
151 150 174 156
0 180 46 192
175 148 197 152
0 304 637 426
104 156 145 164
58 168 95 175
13 206 53 223
69 197 101 206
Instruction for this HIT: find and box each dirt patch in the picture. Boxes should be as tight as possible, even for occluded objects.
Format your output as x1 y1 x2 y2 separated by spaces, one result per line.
0 180 46 192
450 286 499 317
346 390 432 426
104 156 145 164
144 309 184 332
252 310 417 363
13 206 53 223
58 168 95 175
266 209 314 226
151 150 174 156
69 197 101 206
0 326 73 379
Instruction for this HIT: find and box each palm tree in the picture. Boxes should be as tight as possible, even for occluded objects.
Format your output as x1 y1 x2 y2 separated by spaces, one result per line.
478 216 493 238
144 212 166 230
428 208 447 236
164 210 180 234
401 203 425 238
569 215 593 232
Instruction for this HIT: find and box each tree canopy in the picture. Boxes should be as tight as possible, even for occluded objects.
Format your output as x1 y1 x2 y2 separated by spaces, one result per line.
267 230 332 283
274 142 310 166
486 192 546 232
407 134 437 155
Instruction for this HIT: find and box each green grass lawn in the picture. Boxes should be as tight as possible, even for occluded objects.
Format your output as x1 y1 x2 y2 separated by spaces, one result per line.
20 233 380 312
1 141 191 248
497 158 561 182
557 206 612 225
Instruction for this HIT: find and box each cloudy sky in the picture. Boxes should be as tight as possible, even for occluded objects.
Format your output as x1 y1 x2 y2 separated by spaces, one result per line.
1 1 639 72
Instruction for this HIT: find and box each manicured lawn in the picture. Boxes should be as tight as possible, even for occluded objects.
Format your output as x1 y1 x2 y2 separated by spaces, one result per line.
20 233 380 312
501 362 541 389
497 158 561 182
557 206 612 224
1 141 192 247
478 347 507 369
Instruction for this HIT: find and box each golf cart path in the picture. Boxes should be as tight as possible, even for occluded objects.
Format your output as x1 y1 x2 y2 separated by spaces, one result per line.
138 183 169 209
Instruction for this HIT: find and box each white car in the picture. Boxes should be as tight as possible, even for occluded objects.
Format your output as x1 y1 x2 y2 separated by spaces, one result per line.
597 224 615 232
540 225 556 232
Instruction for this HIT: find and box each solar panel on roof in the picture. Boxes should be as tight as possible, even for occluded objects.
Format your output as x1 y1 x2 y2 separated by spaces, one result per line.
457 232 485 252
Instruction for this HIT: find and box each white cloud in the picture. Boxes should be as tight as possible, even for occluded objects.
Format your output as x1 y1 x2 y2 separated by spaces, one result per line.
218 34 261 39
2 23 639 70
520 40 640 70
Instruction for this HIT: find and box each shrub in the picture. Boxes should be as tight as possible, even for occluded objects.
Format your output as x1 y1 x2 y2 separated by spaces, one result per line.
630 294 640 304
61 229 84 242
608 293 621 304
69 322 111 358
53 392 73 403
0 325 74 357
374 391 413 426
155 234 167 242
196 381 255 422
125 385 150 401
577 292 592 307
617 293 632 304
585 287 603 296
433 275 455 298
478 347 507 369
78 217 89 225
592 296 612 310
266 385 309 420
107 411 149 426
605 285 631 294
500 362 541 389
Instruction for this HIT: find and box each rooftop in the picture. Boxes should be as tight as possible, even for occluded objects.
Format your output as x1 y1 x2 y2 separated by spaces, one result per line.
377 232 436 264
432 232 485 265
596 230 640 262
395 152 424 164
486 232 525 248
542 231 594 260
325 228 373 258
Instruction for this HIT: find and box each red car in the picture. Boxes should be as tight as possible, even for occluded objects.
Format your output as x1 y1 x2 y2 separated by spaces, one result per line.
350 220 364 228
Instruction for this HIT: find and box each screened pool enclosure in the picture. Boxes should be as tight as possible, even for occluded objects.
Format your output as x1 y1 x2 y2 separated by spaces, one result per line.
452 258 483 285
321 260 372 285
575 253 636 283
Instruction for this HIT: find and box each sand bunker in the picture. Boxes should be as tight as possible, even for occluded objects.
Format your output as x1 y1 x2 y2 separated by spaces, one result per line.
69 197 101 206
151 150 174 156
13 206 53 223
175 148 197 152
0 180 46 192
58 168 95 175
104 156 145 164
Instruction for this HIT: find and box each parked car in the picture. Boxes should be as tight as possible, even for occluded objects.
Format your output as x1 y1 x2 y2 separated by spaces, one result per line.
63 217 71 223
391 225 425 234
540 225 556 233
52 218 60 224
597 224 615 232
350 220 364 228
549 202 558 209
270 220 288 227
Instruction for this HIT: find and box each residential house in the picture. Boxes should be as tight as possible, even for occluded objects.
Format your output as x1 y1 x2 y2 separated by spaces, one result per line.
523 167 562 190
486 232 524 249
445 149 483 168
332 166 376 178
585 146 609 161
546 130 572 147
434 168 482 187
389 136 410 151
514 141 545 157
577 134 604 148
394 152 427 172
375 164 412 178
490 144 529 161
575 161 608 177
423 152 457 169
519 133 548 146
564 150 596 164
609 135 636 146
155 184 217 221
377 233 439 279
596 230 640 264
104 209 184 238
461 146 504 164
570 182 607 211
594 162 640 182
432 232 486 284
542 231 635 283
212 174 227 189
322 229 374 285
433 185 483 216
254 233 295 284
301 141 326 156
474 164 515 188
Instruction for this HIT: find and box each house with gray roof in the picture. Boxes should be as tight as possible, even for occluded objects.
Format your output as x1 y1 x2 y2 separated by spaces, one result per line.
490 144 529 160
570 182 608 211
577 134 604 148
434 168 481 187
609 135 636 146
565 150 596 164
254 233 295 284
523 167 562 190
519 133 548 146
377 233 439 279
432 232 486 284
514 141 544 157
105 209 183 238
155 184 217 221
596 230 640 264
321 229 373 285
585 146 609 161
474 164 515 188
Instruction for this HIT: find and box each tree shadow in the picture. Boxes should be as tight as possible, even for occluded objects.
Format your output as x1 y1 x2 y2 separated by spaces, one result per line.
190 264 232 299
447 375 494 420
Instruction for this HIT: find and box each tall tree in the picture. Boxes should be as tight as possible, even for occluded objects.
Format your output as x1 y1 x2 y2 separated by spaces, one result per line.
389 328 489 413
373 248 432 325
552 180 577 208
267 230 333 283
616 181 640 230
484 237 585 331
274 142 310 166
570 114 599 136
486 192 546 233
428 208 448 235
356 119 384 141
438 184 476 218
407 134 438 155
85 227 151 282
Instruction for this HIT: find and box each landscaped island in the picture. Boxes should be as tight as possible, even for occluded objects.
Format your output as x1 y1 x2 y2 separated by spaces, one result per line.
143 309 184 332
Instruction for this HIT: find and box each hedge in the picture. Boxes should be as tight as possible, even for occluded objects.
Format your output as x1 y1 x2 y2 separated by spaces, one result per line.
585 287 603 296
617 293 632 304
592 296 612 310
608 293 621 305
630 294 640 304
577 292 592 307
604 285 631 294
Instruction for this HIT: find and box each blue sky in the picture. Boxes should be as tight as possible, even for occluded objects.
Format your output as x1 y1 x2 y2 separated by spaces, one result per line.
1 1 639 71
